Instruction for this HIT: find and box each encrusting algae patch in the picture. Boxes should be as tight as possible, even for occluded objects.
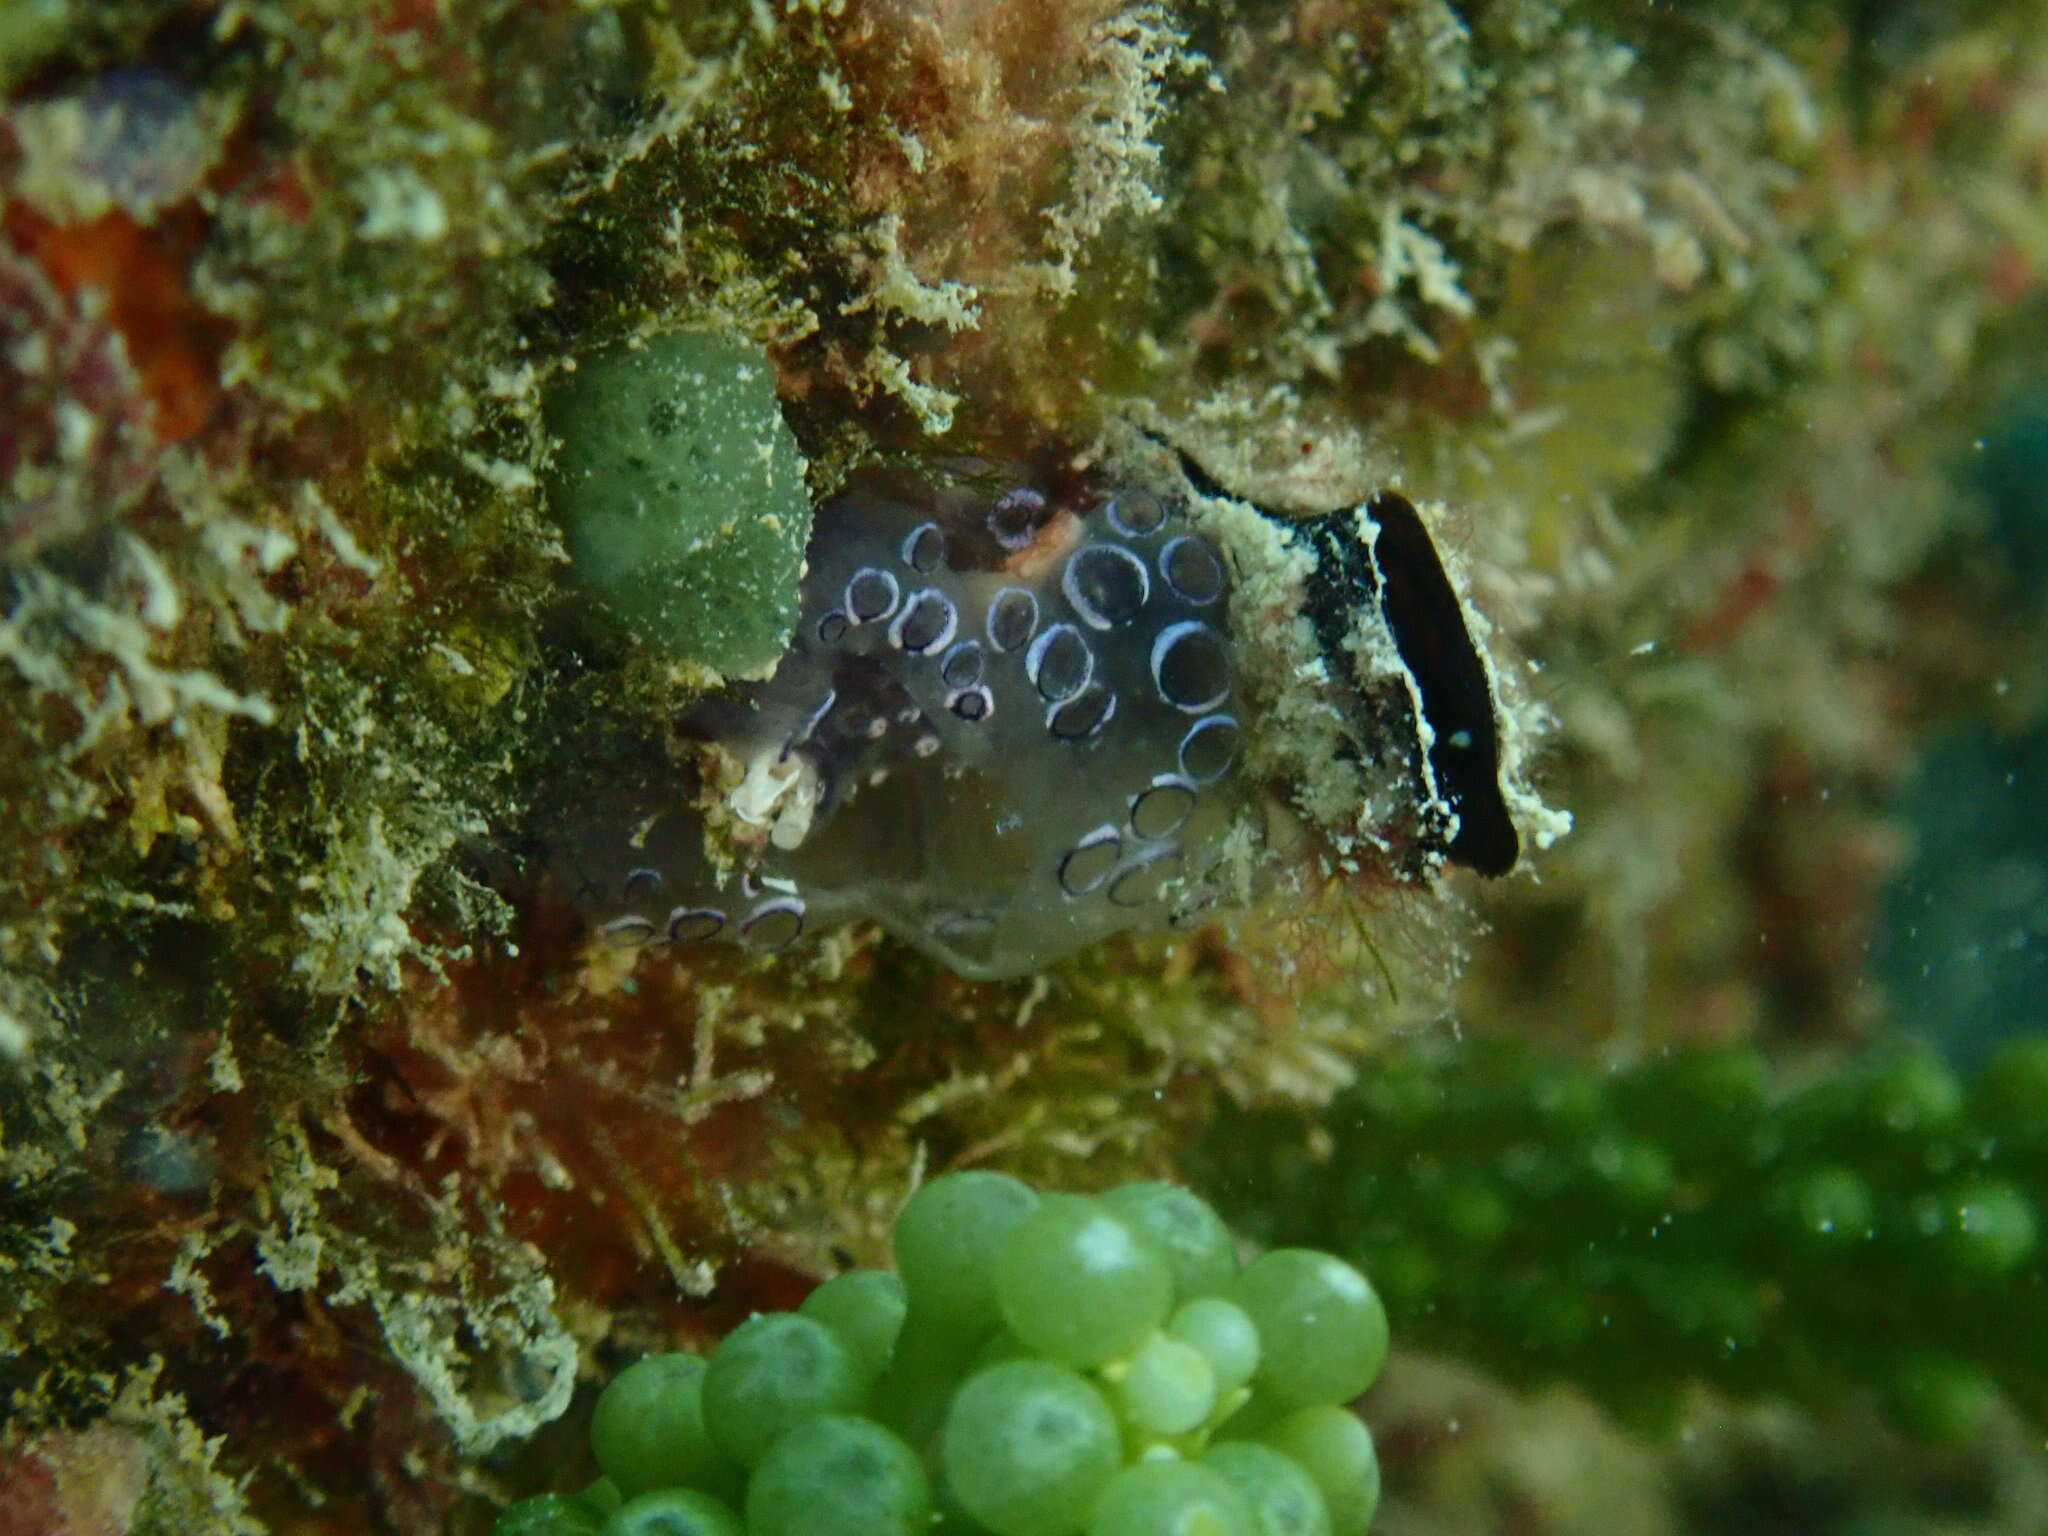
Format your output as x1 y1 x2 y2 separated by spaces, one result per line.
5 1 2048 1532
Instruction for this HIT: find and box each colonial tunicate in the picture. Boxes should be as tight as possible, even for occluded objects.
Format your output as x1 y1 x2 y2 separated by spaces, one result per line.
542 330 812 679
546 450 1524 978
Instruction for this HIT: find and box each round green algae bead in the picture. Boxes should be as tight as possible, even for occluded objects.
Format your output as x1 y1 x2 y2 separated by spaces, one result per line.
491 1493 606 1536
895 1171 1042 1336
1432 1169 1510 1251
870 1313 982 1451
1584 1137 1675 1211
1976 1035 2048 1143
994 1194 1174 1368
1102 1182 1239 1299
1168 1298 1261 1398
1259 1408 1379 1534
1230 1252 1387 1408
542 330 811 679
701 1313 863 1468
1938 1181 2039 1276
1863 1052 1965 1136
601 1489 743 1536
1884 1352 1999 1446
799 1269 907 1385
1087 1460 1256 1536
1113 1331 1218 1437
1776 1166 1874 1247
942 1359 1122 1536
745 1414 932 1536
588 1354 735 1499
1203 1443 1332 1536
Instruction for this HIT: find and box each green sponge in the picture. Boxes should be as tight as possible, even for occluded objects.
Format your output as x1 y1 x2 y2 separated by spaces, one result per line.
543 331 810 678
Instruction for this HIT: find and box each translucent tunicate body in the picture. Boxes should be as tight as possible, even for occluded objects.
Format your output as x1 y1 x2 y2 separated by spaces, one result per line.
551 472 1247 978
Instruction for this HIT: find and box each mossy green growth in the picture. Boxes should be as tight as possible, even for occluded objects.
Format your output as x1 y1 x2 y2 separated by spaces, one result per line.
544 331 810 679
0 0 72 90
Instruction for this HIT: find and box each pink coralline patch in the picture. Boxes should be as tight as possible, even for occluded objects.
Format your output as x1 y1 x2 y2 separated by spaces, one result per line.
0 1427 149 1536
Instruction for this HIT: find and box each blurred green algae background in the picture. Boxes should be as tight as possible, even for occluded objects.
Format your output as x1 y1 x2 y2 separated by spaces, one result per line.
2 0 2048 1531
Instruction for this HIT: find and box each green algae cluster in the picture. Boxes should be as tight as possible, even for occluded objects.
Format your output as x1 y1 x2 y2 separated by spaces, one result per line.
544 332 811 679
1198 1035 2048 1445
495 1174 1387 1536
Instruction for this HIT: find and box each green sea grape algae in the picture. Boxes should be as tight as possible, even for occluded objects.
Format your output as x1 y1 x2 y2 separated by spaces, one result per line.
543 331 812 680
1198 1034 2048 1445
493 1174 1388 1535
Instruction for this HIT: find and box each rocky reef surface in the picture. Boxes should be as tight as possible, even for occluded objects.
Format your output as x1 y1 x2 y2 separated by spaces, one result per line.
4 1 2048 1532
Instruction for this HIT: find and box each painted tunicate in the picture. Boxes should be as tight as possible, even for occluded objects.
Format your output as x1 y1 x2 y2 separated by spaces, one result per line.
545 452 1525 978
551 468 1250 977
